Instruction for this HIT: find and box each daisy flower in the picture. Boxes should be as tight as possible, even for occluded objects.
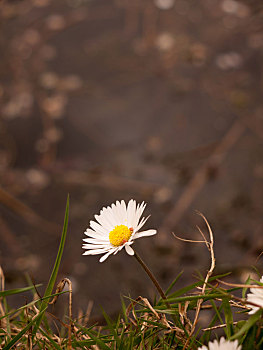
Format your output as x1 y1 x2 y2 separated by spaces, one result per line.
246 275 263 314
198 337 241 350
82 199 157 262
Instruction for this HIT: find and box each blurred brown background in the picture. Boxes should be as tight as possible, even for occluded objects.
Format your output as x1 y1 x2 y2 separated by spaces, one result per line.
1 0 263 317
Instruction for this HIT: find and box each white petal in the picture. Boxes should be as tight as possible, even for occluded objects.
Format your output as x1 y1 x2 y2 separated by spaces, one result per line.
250 286 263 297
134 202 146 227
82 243 107 249
82 247 110 255
113 246 123 254
83 238 109 245
203 337 241 350
89 221 108 235
127 199 136 227
135 216 149 232
105 209 117 227
133 229 157 239
247 295 263 306
114 201 125 224
247 276 263 316
103 211 116 228
94 214 112 230
125 244 134 255
119 200 127 223
99 250 114 262
84 229 105 238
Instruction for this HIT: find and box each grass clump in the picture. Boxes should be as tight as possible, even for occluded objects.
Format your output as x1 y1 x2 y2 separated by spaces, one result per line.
0 198 263 349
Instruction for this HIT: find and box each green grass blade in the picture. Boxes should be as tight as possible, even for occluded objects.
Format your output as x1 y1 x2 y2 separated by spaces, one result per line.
222 297 233 337
242 276 251 299
84 329 111 350
38 328 62 350
0 290 67 321
164 292 229 304
33 195 69 335
0 284 41 298
3 309 46 350
168 273 231 299
120 296 128 323
101 309 120 347
199 302 224 343
165 271 184 296
230 310 261 340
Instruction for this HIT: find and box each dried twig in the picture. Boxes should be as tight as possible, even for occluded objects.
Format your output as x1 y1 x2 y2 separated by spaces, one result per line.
49 278 73 350
173 213 216 350
202 321 238 332
172 232 207 244
126 296 184 336
217 279 263 289
178 302 192 331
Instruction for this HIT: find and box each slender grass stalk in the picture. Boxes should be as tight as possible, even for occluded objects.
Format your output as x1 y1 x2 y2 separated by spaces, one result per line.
32 195 69 336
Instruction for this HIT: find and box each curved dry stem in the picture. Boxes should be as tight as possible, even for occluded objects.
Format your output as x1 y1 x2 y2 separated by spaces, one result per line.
217 279 263 289
172 232 207 244
182 212 216 350
49 278 73 350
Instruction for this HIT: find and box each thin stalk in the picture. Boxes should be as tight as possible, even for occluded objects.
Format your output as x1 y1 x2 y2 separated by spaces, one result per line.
133 250 171 308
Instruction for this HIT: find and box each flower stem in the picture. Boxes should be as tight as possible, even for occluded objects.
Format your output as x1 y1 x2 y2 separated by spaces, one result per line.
133 250 170 307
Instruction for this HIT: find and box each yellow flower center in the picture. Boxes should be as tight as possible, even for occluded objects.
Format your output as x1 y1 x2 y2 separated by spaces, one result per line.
109 225 133 247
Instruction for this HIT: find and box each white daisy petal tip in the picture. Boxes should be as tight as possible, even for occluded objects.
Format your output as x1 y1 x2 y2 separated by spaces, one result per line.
82 199 156 261
133 229 157 239
125 244 134 256
99 251 113 263
246 275 263 314
198 337 241 350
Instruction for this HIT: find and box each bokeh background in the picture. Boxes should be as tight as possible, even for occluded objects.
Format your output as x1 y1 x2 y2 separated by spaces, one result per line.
1 0 263 318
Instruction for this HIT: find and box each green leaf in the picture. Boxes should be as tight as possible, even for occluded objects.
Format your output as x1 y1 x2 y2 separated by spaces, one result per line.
84 329 111 350
168 273 231 299
33 195 69 335
165 292 229 304
165 271 184 296
242 276 251 299
242 325 257 349
120 296 128 323
222 297 233 337
0 284 41 298
200 301 224 343
101 308 120 347
38 328 61 350
0 290 67 321
230 310 261 340
138 318 169 330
